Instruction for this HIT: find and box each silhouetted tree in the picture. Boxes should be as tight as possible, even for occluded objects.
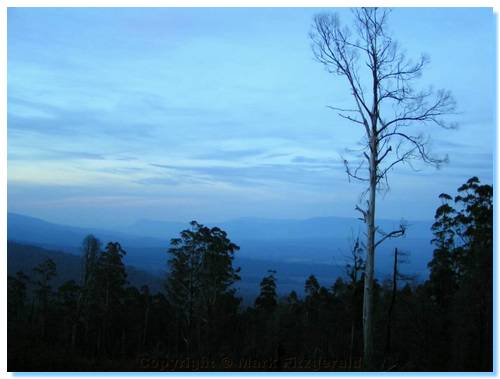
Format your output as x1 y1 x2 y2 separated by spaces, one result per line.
82 234 101 287
94 242 127 356
7 187 492 372
166 221 241 355
255 270 278 313
8 271 29 322
305 275 320 298
344 237 365 364
57 280 81 349
383 248 411 365
427 177 492 370
76 235 102 351
32 258 57 340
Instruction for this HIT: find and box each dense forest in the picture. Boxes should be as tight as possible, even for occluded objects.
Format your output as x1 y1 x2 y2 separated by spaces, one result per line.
7 177 492 372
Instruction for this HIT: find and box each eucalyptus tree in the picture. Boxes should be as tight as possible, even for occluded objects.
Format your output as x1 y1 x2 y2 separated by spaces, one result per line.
310 8 455 368
427 177 492 370
81 234 101 289
166 221 241 354
255 270 278 313
95 241 128 355
75 235 102 350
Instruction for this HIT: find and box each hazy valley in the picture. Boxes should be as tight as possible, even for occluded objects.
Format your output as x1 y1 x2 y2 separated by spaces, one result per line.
8 212 434 298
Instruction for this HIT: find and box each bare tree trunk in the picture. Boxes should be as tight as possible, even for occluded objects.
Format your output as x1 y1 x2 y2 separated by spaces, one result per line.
363 132 377 370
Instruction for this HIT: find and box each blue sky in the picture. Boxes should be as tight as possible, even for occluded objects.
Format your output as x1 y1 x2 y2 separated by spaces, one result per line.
7 8 496 228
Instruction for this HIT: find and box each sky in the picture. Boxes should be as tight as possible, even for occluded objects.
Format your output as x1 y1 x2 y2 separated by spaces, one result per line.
7 7 496 228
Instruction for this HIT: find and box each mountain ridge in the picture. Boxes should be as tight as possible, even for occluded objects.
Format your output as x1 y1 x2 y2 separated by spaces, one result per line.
7 211 434 282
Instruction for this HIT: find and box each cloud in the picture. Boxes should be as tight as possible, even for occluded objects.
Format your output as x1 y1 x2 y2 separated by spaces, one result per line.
92 166 145 175
8 100 153 139
264 152 291 159
150 163 176 170
193 148 268 160
431 139 471 149
134 177 180 186
150 161 346 189
9 149 106 161
115 156 138 161
7 92 226 143
7 8 495 226
291 155 339 165
447 151 493 172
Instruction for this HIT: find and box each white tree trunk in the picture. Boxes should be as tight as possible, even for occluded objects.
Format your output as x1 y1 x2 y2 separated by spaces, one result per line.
363 134 377 369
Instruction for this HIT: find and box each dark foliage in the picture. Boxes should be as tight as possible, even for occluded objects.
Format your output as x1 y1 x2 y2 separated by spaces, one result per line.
7 178 492 372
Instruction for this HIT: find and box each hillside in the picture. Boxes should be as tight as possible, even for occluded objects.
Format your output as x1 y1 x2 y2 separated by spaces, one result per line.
7 242 165 294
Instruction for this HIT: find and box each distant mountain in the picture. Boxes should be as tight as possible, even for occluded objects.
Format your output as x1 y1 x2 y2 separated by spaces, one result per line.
8 212 432 248
124 215 432 241
7 212 435 293
8 213 169 249
121 218 186 240
122 215 434 280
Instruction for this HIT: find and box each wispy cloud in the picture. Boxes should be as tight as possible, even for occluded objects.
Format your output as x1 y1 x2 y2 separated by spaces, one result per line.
193 148 268 161
150 161 346 188
7 8 495 226
9 149 106 161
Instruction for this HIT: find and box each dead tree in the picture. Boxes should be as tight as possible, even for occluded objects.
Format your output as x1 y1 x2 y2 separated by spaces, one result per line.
344 235 365 366
383 248 414 369
385 248 400 360
310 8 455 368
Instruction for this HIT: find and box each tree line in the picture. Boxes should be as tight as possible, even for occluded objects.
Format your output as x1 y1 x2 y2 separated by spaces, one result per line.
7 177 492 372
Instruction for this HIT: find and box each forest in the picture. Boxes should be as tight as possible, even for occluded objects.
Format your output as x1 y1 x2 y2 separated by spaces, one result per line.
7 176 493 372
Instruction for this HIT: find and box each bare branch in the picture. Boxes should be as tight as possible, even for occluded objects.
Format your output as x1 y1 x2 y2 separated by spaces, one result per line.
377 145 392 164
375 224 406 248
311 13 374 134
338 112 365 125
326 105 359 113
344 158 369 182
378 131 446 167
355 204 368 222
378 89 457 134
